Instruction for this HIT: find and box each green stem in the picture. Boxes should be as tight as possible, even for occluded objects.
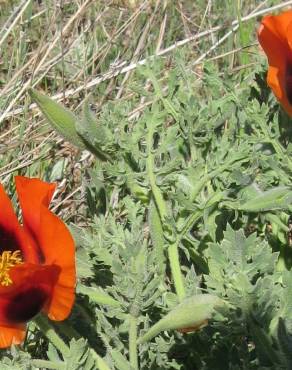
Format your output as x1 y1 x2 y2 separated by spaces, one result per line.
89 348 113 370
147 68 178 120
149 198 166 274
178 212 208 274
190 156 247 203
146 121 167 220
179 211 201 236
35 314 111 370
129 315 139 370
146 119 185 300
31 360 65 370
168 242 185 301
34 315 70 357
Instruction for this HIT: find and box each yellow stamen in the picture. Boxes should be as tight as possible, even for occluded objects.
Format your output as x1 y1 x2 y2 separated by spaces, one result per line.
0 250 23 286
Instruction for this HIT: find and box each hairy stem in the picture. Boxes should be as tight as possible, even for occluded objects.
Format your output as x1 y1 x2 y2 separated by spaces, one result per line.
146 118 185 300
34 315 70 357
129 314 139 370
146 140 167 220
168 242 185 301
149 198 166 274
35 315 111 370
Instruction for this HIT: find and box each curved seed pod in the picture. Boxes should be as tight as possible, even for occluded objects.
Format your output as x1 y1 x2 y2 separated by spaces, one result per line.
29 88 85 149
137 294 224 344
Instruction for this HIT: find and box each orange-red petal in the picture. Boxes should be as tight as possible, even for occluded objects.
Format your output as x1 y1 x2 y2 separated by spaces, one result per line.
260 11 292 45
15 176 56 230
0 324 26 348
258 20 288 69
258 11 292 116
0 183 38 263
38 206 75 321
15 176 56 260
15 176 75 321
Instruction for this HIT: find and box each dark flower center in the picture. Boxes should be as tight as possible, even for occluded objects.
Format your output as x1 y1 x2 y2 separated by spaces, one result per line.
5 287 48 323
0 226 22 255
285 62 292 104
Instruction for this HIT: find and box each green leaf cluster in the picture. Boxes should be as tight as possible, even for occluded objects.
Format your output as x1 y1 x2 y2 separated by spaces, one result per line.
15 52 292 369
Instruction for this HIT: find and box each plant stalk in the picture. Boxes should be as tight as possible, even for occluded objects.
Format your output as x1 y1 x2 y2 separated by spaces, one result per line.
146 119 185 300
129 314 139 370
168 241 185 301
147 150 168 220
35 314 111 370
34 315 70 357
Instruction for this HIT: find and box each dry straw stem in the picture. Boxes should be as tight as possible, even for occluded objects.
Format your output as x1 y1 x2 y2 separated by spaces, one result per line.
0 0 32 49
0 0 145 119
0 0 95 123
191 0 267 66
2 0 292 123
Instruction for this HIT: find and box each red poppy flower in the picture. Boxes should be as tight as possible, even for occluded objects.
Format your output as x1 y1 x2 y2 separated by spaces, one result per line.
257 10 292 116
0 176 75 348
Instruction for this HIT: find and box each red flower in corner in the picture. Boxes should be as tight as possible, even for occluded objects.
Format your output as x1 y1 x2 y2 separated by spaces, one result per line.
0 176 75 348
258 10 292 116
